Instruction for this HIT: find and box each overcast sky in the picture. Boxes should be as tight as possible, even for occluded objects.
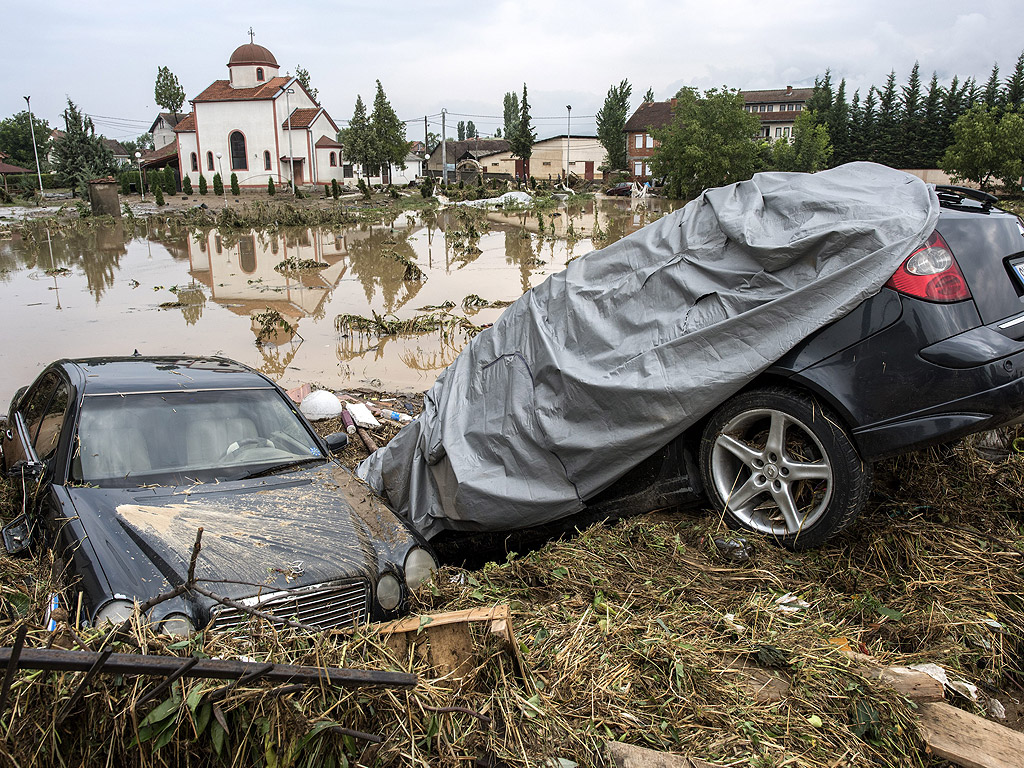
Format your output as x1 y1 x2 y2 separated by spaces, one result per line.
7 0 1024 143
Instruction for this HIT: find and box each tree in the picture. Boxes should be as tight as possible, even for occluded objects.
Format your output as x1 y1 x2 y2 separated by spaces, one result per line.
369 80 408 172
983 64 1002 110
121 133 153 157
154 66 185 116
900 62 924 167
295 65 318 102
267 176 275 195
596 79 632 170
0 110 49 171
771 110 832 172
230 172 239 196
51 99 114 197
502 91 520 143
466 120 477 138
920 73 945 168
457 120 466 141
1005 52 1024 111
199 174 207 194
650 87 762 199
643 87 655 103
508 83 535 161
213 172 223 196
829 79 850 165
875 71 901 167
941 106 1024 190
182 175 193 194
340 94 375 179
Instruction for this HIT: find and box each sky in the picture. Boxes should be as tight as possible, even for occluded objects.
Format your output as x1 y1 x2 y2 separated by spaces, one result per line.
7 0 1024 144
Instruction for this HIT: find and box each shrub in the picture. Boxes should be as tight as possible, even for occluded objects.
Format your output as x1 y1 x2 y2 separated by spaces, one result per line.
331 179 340 199
213 173 223 196
357 177 370 200
198 174 207 195
420 175 434 198
230 173 239 196
324 184 330 197
267 176 275 195
119 174 130 196
163 167 176 193
182 176 193 195
154 184 165 206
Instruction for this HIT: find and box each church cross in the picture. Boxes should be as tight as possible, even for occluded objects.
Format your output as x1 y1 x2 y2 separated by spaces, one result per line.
248 27 255 44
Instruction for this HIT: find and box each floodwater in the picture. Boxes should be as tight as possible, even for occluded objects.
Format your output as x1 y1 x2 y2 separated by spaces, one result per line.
0 197 683 404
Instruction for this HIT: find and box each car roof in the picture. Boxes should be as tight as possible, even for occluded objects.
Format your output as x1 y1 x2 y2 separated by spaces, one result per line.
60 356 276 395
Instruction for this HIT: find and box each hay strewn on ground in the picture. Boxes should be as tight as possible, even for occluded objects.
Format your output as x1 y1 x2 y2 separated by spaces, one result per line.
0 418 1022 767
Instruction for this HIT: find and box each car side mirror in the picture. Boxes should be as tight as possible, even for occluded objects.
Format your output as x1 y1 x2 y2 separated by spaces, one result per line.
2 514 31 555
324 432 349 455
7 460 46 482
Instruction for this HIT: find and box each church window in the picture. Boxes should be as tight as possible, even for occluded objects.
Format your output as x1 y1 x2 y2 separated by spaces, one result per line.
190 153 198 172
343 164 353 178
264 151 271 170
256 67 264 82
229 131 248 170
330 152 337 166
207 152 214 171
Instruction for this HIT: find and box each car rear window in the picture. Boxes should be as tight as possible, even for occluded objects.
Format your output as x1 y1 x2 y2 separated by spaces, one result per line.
71 389 324 486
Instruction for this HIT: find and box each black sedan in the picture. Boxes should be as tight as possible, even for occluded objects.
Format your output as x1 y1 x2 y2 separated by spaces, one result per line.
0 356 436 634
604 182 633 196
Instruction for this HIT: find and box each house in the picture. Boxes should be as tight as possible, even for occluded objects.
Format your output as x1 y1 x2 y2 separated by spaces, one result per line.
149 113 184 149
48 131 131 167
623 86 814 180
425 139 509 179
174 41 346 189
474 135 606 181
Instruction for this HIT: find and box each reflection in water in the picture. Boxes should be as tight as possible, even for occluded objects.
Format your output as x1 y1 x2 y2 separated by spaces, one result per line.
0 198 685 402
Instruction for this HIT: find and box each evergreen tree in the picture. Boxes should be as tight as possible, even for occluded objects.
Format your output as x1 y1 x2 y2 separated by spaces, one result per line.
230 172 239 196
212 173 223 196
154 66 185 116
595 79 632 170
860 88 879 162
901 62 924 167
198 174 207 194
502 91 520 142
921 73 945 167
509 83 535 161
466 120 477 138
829 79 850 166
457 121 466 141
847 90 864 161
876 72 901 166
267 176 275 195
643 87 655 102
294 65 318 102
51 99 115 197
182 175 193 194
984 64 1002 110
340 95 375 180
805 70 834 117
1005 52 1024 110
369 80 408 172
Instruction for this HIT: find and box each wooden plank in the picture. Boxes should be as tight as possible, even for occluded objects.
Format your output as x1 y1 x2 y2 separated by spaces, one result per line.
861 665 945 703
718 654 789 704
378 605 510 635
606 742 724 768
918 701 1024 768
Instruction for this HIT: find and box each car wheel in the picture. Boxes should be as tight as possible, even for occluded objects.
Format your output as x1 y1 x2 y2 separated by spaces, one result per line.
698 387 871 550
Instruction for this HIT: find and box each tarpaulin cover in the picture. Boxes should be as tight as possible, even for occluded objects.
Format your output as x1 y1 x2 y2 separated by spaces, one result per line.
358 163 939 538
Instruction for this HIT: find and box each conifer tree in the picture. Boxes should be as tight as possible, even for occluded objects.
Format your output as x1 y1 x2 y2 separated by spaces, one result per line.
509 84 536 162
829 79 850 165
984 64 1002 110
876 72 901 167
901 63 924 167
1005 52 1024 111
370 80 408 173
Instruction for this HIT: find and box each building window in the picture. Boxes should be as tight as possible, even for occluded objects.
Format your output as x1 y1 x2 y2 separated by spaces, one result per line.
264 150 271 171
776 127 782 137
256 67 264 82
239 236 256 273
190 153 198 172
343 164 353 178
207 151 214 171
783 127 791 137
645 134 653 148
330 152 337 167
796 104 803 111
635 134 642 149
634 161 643 176
229 131 247 170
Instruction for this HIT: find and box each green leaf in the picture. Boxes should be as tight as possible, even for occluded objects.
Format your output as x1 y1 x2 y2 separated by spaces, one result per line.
470 589 485 600
210 719 225 756
185 684 205 714
194 702 212 736
154 722 177 750
807 714 823 728
875 604 904 621
551 567 568 578
139 696 180 728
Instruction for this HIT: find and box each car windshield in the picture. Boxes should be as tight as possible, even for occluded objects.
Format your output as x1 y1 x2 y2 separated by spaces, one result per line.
71 388 325 487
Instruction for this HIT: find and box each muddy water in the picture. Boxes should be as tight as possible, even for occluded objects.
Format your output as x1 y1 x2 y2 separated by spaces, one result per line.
0 198 683 404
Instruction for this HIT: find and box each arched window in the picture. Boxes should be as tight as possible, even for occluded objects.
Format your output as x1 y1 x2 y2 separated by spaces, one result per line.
190 153 198 172
264 150 271 171
207 151 214 171
330 152 337 167
256 67 264 81
229 131 247 170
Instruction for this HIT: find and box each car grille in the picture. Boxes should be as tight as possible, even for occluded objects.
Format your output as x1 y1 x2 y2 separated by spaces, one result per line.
212 579 370 631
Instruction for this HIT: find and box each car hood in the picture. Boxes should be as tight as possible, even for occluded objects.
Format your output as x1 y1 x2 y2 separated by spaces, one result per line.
70 463 413 607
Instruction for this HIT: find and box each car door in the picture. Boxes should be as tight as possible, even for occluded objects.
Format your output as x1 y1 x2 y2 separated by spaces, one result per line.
3 371 60 471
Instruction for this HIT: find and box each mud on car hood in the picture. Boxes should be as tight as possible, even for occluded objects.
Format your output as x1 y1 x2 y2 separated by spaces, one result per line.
69 464 412 614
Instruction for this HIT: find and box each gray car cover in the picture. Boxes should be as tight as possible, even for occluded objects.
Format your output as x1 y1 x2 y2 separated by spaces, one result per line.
358 162 939 539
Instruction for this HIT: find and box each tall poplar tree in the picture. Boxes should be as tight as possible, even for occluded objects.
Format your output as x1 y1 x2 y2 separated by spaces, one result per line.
509 83 535 162
340 94 374 179
154 66 185 116
370 80 408 172
595 79 632 170
502 91 519 144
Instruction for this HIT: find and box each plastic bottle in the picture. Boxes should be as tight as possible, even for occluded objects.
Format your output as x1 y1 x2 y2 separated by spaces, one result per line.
379 408 413 423
341 410 357 435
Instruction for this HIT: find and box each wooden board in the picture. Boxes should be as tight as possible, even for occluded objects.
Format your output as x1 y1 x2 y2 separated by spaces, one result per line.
606 742 724 768
918 701 1024 768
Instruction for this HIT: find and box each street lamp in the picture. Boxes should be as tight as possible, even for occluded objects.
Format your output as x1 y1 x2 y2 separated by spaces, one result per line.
215 152 225 203
23 96 44 195
284 87 296 196
135 151 144 200
565 105 572 185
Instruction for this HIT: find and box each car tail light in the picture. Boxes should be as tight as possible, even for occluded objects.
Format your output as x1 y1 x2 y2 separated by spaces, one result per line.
884 231 971 302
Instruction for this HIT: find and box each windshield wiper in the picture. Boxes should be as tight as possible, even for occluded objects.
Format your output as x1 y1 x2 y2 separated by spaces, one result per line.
243 457 325 480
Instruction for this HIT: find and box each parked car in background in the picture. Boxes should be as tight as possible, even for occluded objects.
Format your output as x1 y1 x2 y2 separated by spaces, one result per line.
584 185 1024 548
1 356 436 634
604 182 633 196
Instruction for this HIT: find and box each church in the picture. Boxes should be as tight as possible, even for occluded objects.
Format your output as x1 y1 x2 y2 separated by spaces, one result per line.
174 40 346 189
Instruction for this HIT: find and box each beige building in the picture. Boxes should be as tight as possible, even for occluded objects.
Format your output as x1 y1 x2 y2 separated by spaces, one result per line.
477 135 606 181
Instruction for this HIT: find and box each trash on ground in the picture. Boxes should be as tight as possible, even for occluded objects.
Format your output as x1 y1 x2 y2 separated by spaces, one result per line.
298 389 343 420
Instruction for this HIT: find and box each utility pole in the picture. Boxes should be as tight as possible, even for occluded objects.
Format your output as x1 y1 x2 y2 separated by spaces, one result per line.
424 115 428 151
565 104 572 184
441 109 447 186
23 96 44 195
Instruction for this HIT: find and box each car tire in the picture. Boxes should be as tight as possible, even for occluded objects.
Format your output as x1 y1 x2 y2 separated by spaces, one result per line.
698 387 872 550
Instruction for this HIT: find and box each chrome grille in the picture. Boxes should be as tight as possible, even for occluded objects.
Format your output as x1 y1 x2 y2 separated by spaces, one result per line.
212 579 369 631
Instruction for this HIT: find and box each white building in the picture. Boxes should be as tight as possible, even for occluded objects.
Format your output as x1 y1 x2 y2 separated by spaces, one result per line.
175 42 346 189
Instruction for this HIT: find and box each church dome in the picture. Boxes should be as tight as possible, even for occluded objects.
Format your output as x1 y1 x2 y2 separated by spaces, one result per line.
228 43 279 67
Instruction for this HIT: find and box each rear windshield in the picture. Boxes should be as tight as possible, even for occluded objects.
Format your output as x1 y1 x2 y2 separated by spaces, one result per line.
71 389 324 487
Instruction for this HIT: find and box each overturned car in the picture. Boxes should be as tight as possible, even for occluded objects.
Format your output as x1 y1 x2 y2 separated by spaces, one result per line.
361 163 1024 549
1 357 436 633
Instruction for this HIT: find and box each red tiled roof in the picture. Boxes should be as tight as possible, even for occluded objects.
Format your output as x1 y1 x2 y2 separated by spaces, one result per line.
624 101 674 132
0 161 33 174
742 87 813 103
193 77 291 103
315 135 342 148
228 43 278 67
139 142 178 166
282 108 320 128
173 113 196 132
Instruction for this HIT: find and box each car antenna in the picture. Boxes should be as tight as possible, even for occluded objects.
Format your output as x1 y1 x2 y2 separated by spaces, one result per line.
132 349 141 357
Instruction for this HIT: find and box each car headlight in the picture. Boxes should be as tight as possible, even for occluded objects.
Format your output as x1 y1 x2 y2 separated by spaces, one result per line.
159 613 196 637
93 599 134 626
377 573 402 611
404 547 438 592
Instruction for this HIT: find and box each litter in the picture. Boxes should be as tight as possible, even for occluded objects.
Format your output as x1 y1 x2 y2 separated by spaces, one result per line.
346 402 381 429
774 593 811 613
298 390 342 421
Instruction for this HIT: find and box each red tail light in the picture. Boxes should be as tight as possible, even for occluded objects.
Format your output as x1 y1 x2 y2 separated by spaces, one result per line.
884 231 971 302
